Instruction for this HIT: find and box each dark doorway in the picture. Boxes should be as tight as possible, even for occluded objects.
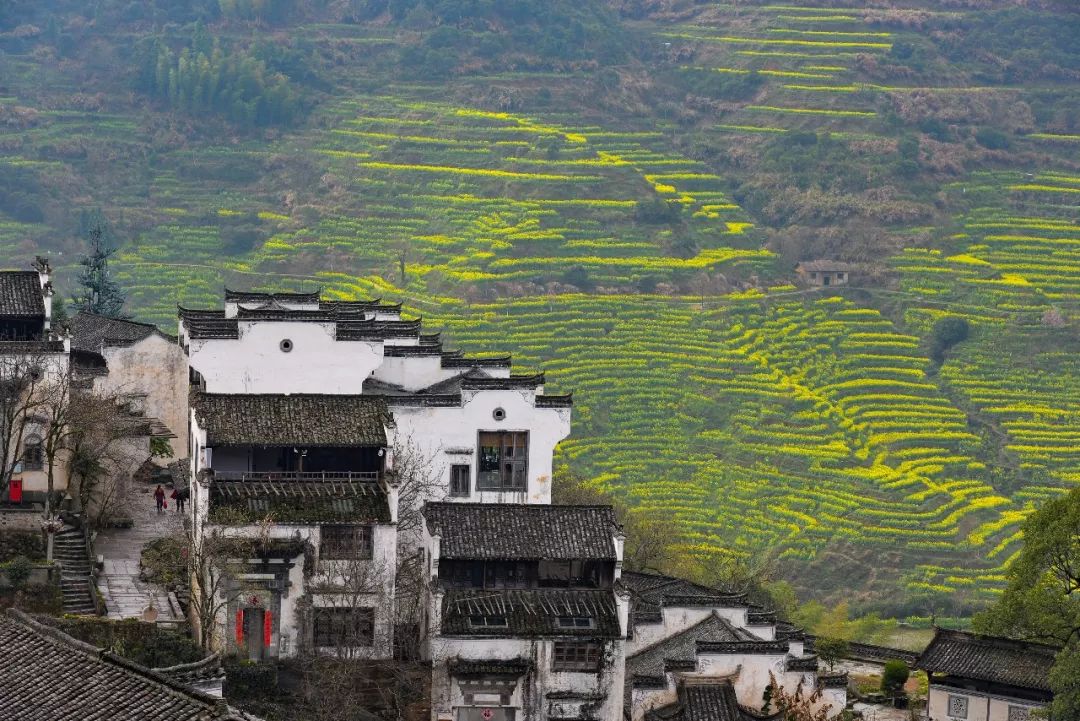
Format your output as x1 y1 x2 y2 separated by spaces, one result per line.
243 608 266 661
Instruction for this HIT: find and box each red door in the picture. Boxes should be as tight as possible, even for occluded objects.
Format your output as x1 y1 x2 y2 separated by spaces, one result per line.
9 478 22 504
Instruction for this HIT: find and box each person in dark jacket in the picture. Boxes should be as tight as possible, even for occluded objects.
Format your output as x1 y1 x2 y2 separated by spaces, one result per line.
153 485 165 514
170 487 186 513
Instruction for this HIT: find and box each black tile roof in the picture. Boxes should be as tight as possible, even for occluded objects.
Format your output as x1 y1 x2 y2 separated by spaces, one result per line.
621 571 747 626
627 613 760 683
0 340 66 354
916 628 1057 692
193 393 390 447
645 680 777 721
460 373 544 391
209 478 390 524
0 610 258 720
225 288 321 303
536 394 573 408
0 271 44 318
70 311 170 351
448 658 532 677
441 589 621 638
424 503 618 560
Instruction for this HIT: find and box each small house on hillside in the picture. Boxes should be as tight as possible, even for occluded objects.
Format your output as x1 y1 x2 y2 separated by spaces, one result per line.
796 260 854 287
917 628 1056 721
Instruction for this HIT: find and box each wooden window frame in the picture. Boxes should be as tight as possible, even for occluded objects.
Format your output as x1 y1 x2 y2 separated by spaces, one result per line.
449 464 471 497
552 640 601 671
320 525 374 560
477 431 528 491
557 616 595 629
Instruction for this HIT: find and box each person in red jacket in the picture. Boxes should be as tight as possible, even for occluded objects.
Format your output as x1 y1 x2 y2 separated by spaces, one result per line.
153 485 165 514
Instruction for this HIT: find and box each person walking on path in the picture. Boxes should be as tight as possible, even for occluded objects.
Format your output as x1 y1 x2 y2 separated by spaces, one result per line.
170 487 186 513
153 485 166 514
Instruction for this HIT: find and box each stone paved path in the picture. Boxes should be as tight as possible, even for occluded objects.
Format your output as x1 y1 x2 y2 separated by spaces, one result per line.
94 480 184 622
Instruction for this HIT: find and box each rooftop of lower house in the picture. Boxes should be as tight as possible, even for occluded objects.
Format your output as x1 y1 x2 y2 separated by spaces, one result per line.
0 609 261 720
796 259 855 273
0 270 45 319
441 588 622 639
208 477 391 525
621 571 750 625
70 311 177 351
193 393 391 447
626 613 765 686
424 502 620 561
916 628 1058 693
644 679 781 721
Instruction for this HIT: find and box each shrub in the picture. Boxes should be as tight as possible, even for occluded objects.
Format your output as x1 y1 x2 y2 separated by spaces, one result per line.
928 316 969 364
881 659 910 697
975 127 1010 150
7 556 32 589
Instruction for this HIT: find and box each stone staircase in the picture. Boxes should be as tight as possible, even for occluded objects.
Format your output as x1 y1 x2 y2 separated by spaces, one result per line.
53 527 98 616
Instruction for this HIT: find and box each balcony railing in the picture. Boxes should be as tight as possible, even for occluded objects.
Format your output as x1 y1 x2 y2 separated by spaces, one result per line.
211 470 381 483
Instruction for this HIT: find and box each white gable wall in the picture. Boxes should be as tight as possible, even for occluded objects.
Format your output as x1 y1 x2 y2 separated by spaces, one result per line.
187 322 382 394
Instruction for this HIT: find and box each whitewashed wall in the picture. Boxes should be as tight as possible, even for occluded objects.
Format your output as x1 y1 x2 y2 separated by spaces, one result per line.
627 605 749 653
187 322 382 393
927 685 1044 721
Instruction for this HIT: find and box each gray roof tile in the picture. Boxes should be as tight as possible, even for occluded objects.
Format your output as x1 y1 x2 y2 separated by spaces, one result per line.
194 394 390 447
0 271 44 318
441 589 621 638
425 503 618 560
916 628 1057 692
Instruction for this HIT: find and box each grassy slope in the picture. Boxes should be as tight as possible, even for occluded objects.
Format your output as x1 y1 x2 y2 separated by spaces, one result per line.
1 0 1079 612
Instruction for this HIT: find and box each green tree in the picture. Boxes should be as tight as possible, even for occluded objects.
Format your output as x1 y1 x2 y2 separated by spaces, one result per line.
815 636 849 672
73 223 128 318
880 659 909 698
975 486 1080 718
928 316 969 365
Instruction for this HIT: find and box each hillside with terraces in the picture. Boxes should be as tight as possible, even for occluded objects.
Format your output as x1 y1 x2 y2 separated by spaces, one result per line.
1 0 1078 614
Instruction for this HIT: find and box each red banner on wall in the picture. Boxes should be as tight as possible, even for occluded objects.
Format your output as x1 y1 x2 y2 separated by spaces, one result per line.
264 610 273 648
235 609 244 646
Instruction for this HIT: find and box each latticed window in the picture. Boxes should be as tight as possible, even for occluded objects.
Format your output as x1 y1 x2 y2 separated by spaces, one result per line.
1007 706 1032 721
312 607 374 647
21 435 42 471
552 641 600 671
477 431 527 490
320 525 373 560
947 694 969 719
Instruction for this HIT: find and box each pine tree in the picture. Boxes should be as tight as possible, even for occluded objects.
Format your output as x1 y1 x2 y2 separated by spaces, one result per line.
72 221 128 319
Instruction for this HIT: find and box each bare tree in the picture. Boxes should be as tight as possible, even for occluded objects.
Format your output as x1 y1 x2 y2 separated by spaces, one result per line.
764 671 834 721
186 519 260 649
0 352 51 498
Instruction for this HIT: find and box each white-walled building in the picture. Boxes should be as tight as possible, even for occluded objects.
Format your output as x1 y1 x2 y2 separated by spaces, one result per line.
917 629 1054 721
0 260 71 505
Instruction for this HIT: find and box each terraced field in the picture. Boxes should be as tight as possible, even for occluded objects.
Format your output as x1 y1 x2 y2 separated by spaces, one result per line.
2 0 1079 610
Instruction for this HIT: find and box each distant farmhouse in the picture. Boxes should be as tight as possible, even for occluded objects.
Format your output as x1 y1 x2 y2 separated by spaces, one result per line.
917 628 1056 721
796 260 854 288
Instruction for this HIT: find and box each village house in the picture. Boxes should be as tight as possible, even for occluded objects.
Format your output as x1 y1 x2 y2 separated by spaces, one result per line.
0 259 70 506
917 628 1055 721
421 502 629 721
796 260 854 288
180 289 573 661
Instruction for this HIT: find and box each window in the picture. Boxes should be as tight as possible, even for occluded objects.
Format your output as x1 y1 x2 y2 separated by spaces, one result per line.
552 641 600 671
557 616 594 629
946 694 968 719
1007 707 1032 721
450 464 470 496
477 431 528 490
312 607 374 647
320 525 373 560
21 435 42 471
469 615 508 628
484 561 528 589
538 560 601 588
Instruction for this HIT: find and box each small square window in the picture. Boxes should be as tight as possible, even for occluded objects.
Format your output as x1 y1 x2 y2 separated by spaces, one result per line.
312 607 374 647
450 464 470 496
1007 706 1032 721
947 694 969 719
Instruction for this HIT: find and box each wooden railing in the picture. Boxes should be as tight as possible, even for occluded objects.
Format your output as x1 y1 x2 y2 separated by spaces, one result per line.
212 470 381 482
